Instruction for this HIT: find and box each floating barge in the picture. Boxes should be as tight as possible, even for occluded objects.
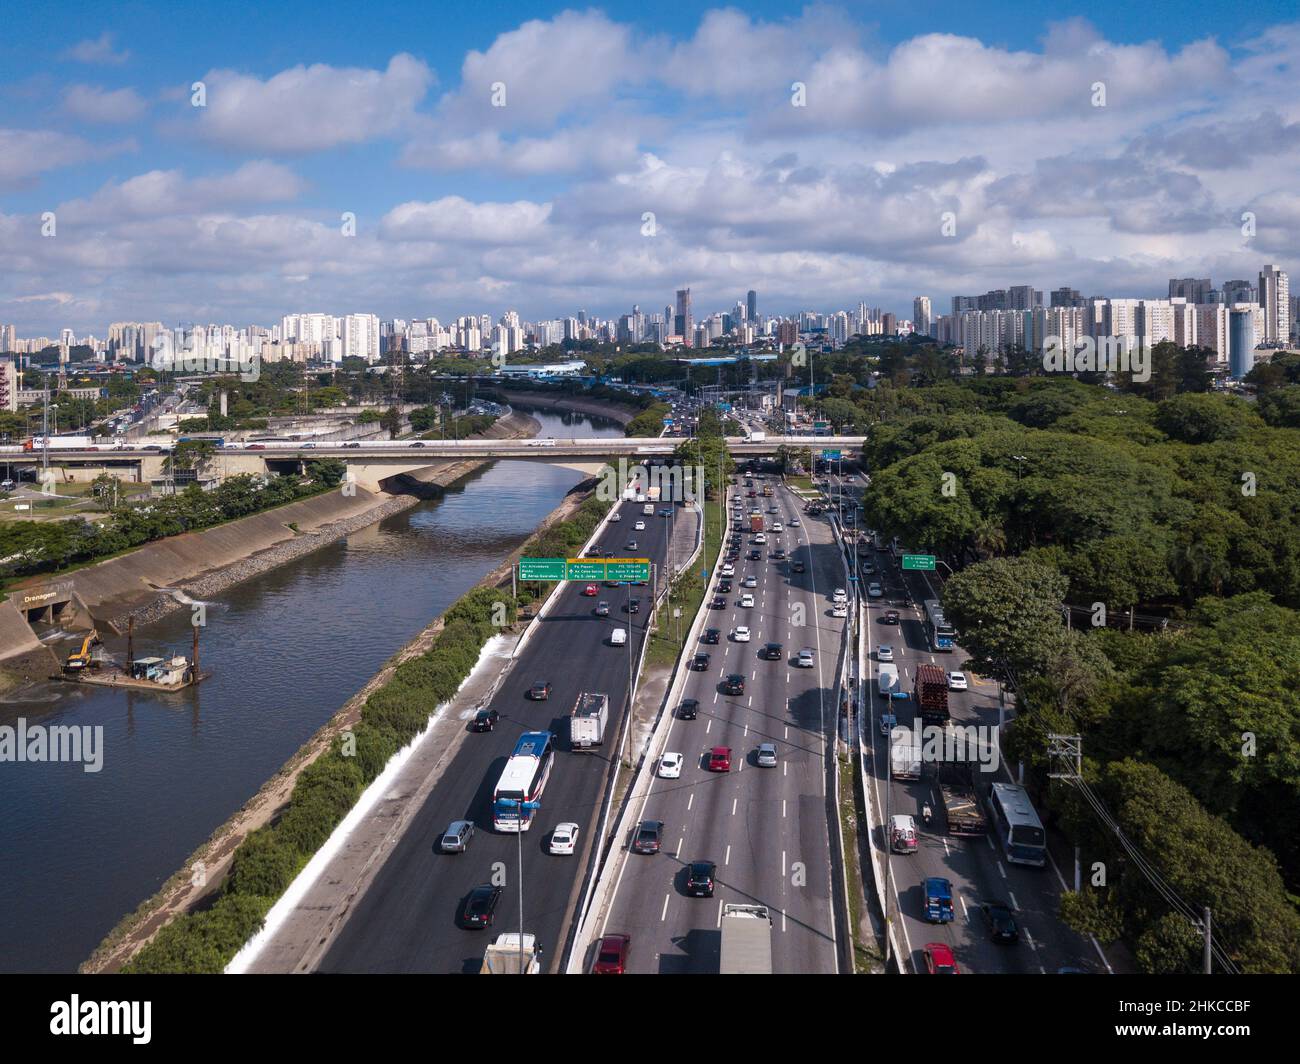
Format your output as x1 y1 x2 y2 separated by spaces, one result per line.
53 620 209 691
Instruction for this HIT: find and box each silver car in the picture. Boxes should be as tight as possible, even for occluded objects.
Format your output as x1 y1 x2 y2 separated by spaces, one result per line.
796 648 815 668
439 819 475 853
757 743 778 767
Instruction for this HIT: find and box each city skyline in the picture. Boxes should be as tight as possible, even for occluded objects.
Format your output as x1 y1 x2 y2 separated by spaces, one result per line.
2 3 1299 333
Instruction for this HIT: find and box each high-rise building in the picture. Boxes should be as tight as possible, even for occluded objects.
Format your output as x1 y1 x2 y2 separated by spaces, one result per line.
1007 285 1041 311
1049 287 1083 308
1222 279 1255 306
912 297 932 336
952 295 977 315
1259 265 1290 345
342 313 380 362
776 320 798 346
747 289 757 323
674 288 693 346
1169 278 1213 304
0 358 16 412
977 289 1009 312
1228 306 1256 379
1 324 14 353
1195 303 1228 360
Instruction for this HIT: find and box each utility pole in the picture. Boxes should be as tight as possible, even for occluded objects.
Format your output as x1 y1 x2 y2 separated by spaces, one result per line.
1047 733 1084 891
1202 907 1212 975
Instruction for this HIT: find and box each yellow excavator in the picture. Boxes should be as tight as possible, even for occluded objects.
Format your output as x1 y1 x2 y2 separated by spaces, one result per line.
65 629 102 673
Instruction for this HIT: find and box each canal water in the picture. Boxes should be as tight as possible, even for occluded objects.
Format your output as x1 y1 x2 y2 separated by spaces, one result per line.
0 408 622 972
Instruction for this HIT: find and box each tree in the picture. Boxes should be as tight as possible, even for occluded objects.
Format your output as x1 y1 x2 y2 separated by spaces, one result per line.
381 406 403 440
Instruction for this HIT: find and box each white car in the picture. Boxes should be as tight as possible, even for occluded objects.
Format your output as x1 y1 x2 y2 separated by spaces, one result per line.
720 563 735 578
742 575 757 588
877 645 894 662
732 626 751 642
550 822 579 855
753 532 767 544
609 512 622 522
948 672 969 691
634 520 646 530
658 752 684 779
866 583 883 598
832 588 848 603
772 522 784 532
740 593 755 608
832 602 848 618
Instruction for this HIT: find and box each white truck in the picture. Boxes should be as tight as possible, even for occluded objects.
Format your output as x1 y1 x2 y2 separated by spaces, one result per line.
889 726 922 780
570 692 609 750
480 933 542 974
720 903 772 974
748 430 767 442
877 662 901 699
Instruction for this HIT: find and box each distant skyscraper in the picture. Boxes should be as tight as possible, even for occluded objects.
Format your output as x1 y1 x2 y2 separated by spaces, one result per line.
912 297 932 335
1169 277 1213 304
674 288 693 346
746 289 757 322
952 295 977 315
1 324 14 353
1007 285 1041 311
1222 279 1255 306
1049 287 1084 308
1259 265 1290 345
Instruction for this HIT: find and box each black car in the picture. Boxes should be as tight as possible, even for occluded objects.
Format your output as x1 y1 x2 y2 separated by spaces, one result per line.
678 698 699 720
471 707 499 732
723 673 745 695
761 642 784 661
633 820 663 854
748 549 761 561
710 595 726 610
684 860 717 898
719 580 733 593
771 549 786 560
526 681 551 701
702 628 721 645
627 598 641 614
792 560 806 573
693 652 711 671
982 902 1019 943
881 610 900 625
460 884 501 929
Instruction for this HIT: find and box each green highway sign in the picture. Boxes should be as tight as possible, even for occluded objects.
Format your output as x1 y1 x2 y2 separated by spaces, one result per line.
605 558 652 582
821 449 841 460
520 557 565 581
564 559 606 581
902 554 936 571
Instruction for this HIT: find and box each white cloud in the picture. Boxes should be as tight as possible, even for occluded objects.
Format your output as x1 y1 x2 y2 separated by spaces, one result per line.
190 53 433 153
64 84 148 124
56 162 306 224
63 32 130 65
0 129 130 185
380 196 552 244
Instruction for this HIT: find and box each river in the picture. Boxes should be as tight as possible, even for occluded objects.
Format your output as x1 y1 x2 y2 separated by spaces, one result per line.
0 407 623 972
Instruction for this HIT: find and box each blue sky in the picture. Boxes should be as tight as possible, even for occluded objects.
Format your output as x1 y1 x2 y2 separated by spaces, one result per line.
2 1 1298 333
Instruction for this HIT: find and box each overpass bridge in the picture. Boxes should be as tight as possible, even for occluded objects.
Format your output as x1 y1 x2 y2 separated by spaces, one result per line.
0 436 865 493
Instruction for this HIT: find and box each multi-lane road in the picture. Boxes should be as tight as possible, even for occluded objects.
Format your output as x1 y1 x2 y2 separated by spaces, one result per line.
592 476 850 973
317 494 684 973
822 468 1111 975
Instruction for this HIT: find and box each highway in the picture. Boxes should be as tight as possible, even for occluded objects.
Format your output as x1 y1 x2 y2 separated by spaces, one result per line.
593 474 849 974
316 494 683 973
822 469 1108 975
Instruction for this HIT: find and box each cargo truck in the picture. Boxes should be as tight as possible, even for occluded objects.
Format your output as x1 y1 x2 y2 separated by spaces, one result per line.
23 435 95 451
569 692 609 750
480 933 542 974
938 760 987 836
924 877 955 923
749 512 765 533
889 726 922 780
913 663 950 724
720 903 772 974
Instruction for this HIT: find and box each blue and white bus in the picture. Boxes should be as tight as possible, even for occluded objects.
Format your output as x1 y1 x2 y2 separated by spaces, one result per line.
492 731 555 832
988 782 1047 867
923 599 955 652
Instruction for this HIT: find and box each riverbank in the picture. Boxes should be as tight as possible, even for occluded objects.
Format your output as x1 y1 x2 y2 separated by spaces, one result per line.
81 468 603 973
0 412 540 674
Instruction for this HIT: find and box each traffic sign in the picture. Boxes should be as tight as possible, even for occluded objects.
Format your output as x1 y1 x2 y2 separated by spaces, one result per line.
821 449 841 460
564 559 605 581
902 554 936 571
606 558 651 582
520 557 565 580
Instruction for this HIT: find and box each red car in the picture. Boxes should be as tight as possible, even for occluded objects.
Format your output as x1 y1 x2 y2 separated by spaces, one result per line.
582 584 598 596
923 942 960 974
708 746 732 772
593 933 630 974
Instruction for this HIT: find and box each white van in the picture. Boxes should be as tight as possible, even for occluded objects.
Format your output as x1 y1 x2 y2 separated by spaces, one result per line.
642 503 654 516
889 814 918 854
610 628 628 647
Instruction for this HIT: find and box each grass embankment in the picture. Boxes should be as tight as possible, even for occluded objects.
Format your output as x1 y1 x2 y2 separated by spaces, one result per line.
645 497 722 668
120 475 614 973
839 756 881 974
626 402 669 438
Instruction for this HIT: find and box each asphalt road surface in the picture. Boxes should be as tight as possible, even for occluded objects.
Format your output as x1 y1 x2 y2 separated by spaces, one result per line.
595 476 849 974
318 496 679 973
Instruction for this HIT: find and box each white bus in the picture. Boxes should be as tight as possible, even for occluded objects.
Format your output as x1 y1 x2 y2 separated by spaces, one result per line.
988 782 1047 867
492 731 555 832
